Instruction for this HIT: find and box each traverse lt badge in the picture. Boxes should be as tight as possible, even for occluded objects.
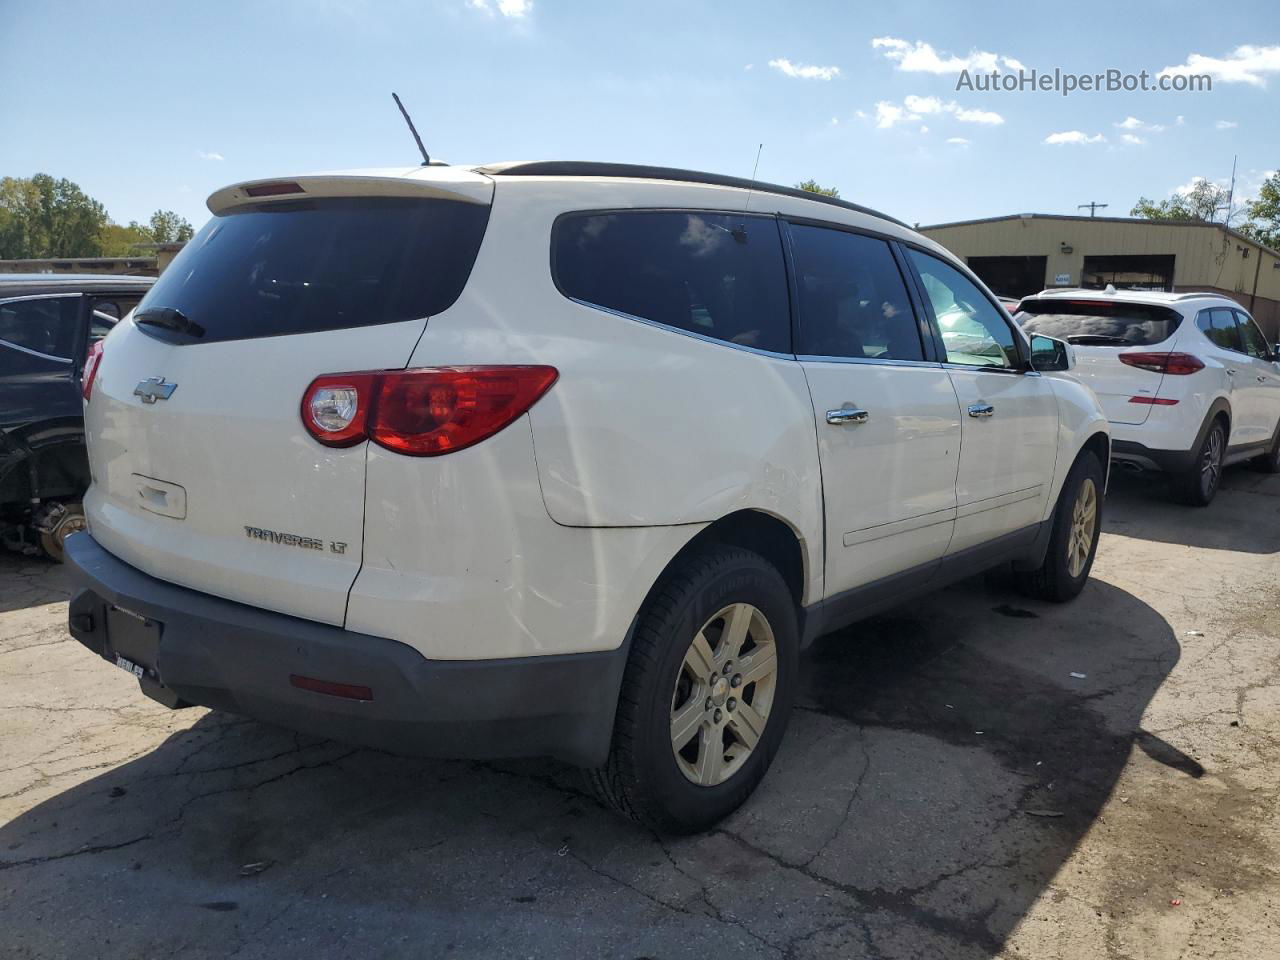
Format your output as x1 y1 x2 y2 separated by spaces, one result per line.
134 377 177 404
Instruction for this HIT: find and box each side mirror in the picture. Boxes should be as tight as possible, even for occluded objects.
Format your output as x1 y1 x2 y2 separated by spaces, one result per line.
1029 334 1072 372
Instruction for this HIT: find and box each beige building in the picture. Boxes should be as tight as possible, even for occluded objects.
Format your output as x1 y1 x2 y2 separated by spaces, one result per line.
920 214 1280 339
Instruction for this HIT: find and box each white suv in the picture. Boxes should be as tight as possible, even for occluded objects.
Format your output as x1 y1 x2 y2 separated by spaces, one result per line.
66 162 1108 832
1018 289 1280 505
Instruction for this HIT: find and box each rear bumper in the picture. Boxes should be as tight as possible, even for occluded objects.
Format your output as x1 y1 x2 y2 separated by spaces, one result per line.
64 532 627 766
1110 439 1196 474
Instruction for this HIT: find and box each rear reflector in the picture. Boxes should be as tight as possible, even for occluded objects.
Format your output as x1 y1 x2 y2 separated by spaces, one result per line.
82 340 104 401
301 365 559 456
289 674 373 701
244 180 304 197
1118 352 1205 375
1128 396 1180 405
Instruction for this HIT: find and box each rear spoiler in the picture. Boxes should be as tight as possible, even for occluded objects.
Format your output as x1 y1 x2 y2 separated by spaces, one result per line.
207 170 493 215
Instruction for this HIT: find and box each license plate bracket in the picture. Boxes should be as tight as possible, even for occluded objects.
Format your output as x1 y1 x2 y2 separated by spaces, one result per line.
105 605 162 682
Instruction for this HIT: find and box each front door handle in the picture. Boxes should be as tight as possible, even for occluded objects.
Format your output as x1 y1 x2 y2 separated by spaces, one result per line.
826 407 869 425
1258 375 1268 383
968 403 995 418
1226 368 1236 377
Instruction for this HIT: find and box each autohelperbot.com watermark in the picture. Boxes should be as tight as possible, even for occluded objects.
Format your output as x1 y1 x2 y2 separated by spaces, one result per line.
957 68 1212 97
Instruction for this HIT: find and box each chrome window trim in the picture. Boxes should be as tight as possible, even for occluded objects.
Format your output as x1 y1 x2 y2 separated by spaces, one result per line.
796 354 943 370
941 361 1038 376
0 338 74 364
564 297 797 361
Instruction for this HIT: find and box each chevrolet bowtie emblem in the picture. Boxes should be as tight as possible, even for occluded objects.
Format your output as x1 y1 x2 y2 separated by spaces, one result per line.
133 377 178 404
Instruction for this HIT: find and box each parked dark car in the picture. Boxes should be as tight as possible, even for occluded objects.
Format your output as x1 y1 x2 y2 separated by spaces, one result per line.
0 274 154 560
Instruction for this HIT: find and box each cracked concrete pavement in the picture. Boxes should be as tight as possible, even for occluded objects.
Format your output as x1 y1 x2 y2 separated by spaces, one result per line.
1 469 1278 958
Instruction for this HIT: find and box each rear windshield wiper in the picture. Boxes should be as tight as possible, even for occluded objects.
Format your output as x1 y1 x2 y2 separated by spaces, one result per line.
135 307 205 339
1065 334 1131 345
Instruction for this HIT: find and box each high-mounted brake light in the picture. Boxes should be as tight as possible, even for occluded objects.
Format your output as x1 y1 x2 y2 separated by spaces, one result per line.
1118 352 1204 375
244 181 305 198
82 340 104 401
301 366 559 456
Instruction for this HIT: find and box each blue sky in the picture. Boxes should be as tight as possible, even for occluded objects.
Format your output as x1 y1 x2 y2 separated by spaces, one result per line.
2 0 1276 231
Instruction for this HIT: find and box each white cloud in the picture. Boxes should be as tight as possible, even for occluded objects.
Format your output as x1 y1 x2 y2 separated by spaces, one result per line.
1216 120 1239 129
854 109 868 119
876 95 1004 128
1159 44 1280 87
919 125 929 134
1115 116 1165 132
952 105 1003 125
1044 130 1106 145
768 58 840 81
829 116 839 126
871 36 1022 74
468 0 532 18
1120 134 1146 145
946 137 970 145
743 63 754 71
197 150 224 161
1175 115 1186 126
874 101 908 128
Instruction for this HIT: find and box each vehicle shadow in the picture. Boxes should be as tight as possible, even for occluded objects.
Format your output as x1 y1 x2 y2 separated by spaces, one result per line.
0 575 1178 959
0 551 69 614
1103 467 1279 554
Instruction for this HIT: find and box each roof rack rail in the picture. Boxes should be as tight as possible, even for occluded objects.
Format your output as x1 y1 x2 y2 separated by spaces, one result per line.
474 161 908 228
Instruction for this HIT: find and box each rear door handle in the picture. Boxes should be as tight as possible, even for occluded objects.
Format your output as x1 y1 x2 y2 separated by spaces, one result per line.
1226 368 1236 377
826 407 869 425
1259 375 1268 383
967 403 995 418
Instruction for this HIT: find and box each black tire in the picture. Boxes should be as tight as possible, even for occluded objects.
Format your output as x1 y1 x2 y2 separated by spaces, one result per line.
588 546 798 834
1014 452 1104 603
1170 419 1226 506
1252 427 1280 474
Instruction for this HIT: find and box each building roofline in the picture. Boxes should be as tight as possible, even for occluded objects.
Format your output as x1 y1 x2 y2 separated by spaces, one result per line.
918 213 1280 259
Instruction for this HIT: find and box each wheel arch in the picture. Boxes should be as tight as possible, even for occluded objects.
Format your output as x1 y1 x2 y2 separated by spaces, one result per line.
648 509 812 613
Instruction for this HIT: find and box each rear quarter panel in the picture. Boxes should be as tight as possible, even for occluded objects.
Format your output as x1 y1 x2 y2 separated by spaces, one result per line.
403 178 830 605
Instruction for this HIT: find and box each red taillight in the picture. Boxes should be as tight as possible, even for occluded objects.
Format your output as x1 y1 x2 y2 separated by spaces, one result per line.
244 180 304 197
1128 396 1179 405
1118 352 1205 375
301 365 559 456
82 340 104 401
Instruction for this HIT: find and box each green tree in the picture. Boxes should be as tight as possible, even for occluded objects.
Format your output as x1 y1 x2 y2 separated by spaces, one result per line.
1130 178 1229 223
795 179 840 198
99 221 157 257
147 209 194 244
1243 171 1280 249
0 174 109 258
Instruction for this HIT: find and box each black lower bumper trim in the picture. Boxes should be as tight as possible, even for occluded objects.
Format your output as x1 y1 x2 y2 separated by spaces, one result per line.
64 533 628 766
1110 439 1196 474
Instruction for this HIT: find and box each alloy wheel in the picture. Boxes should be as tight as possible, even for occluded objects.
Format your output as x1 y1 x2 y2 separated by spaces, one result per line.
1201 427 1224 498
670 603 778 787
1066 477 1098 579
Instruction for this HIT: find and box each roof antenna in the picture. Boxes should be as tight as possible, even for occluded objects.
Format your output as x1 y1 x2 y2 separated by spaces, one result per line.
743 143 764 214
392 92 431 166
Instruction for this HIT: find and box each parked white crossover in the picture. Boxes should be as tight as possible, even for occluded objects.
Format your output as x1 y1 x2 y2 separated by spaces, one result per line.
1018 288 1280 505
66 162 1109 831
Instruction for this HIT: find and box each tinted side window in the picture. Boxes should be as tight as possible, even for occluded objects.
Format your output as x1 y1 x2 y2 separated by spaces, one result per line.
553 211 790 353
907 250 1018 368
790 225 922 361
0 297 80 359
1234 311 1271 359
1197 308 1242 351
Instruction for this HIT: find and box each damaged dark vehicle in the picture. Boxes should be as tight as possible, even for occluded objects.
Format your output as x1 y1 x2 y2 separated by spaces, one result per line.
0 275 153 560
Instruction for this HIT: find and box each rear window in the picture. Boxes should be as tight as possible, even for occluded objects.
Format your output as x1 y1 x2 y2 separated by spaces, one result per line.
1017 299 1182 347
552 211 790 354
135 197 490 343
